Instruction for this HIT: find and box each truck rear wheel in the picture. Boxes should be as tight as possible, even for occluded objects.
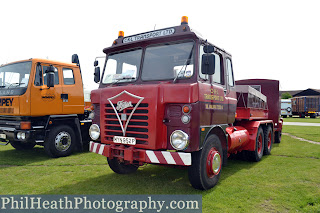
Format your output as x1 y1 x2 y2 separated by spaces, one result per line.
44 125 76 158
263 126 273 155
274 130 282 143
107 158 138 174
248 127 264 162
10 141 36 150
188 134 222 190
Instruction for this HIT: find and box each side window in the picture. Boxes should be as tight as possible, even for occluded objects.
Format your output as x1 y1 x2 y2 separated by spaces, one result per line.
199 45 223 84
34 65 59 86
34 64 42 86
226 58 234 87
63 68 75 85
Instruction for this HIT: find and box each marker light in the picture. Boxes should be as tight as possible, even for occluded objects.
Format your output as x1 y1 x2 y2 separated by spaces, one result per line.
20 121 31 130
181 16 188 25
182 105 191 114
118 31 124 38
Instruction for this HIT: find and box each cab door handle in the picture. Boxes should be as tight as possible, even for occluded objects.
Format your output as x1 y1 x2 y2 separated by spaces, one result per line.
61 94 68 102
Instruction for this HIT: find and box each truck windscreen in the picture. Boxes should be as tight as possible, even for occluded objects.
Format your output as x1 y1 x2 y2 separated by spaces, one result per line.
102 42 195 84
141 42 194 81
102 49 142 84
0 61 31 90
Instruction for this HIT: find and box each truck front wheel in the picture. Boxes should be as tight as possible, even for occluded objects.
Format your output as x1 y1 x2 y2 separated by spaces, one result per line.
107 158 138 174
188 134 223 190
44 125 76 158
10 141 35 150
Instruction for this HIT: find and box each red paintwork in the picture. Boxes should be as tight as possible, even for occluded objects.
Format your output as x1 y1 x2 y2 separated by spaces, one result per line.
226 126 249 154
236 107 268 120
90 23 282 166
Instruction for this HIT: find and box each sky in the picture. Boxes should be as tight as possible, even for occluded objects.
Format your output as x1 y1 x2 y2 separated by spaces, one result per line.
0 0 319 91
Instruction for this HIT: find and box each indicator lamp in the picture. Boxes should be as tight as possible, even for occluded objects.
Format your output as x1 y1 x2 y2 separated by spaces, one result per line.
182 105 191 114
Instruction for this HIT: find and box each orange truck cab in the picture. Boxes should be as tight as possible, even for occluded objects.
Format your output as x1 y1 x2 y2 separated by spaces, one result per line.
0 55 92 157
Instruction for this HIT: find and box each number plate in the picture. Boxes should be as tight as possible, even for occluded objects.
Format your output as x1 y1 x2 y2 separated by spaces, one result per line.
113 136 136 145
0 134 6 139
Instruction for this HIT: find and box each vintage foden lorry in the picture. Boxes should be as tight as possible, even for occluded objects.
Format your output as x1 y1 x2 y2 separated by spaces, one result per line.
89 16 282 190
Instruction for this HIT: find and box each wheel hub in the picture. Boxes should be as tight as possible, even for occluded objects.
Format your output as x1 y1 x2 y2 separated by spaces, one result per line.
55 132 71 152
207 148 221 178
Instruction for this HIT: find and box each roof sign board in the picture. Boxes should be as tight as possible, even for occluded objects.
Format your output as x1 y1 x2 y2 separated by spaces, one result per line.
123 28 175 43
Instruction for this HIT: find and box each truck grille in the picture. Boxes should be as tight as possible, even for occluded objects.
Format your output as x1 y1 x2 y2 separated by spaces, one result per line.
104 103 149 145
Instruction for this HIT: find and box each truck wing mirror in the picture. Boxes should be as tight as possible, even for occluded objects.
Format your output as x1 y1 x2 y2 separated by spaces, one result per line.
45 65 55 73
72 54 80 64
94 67 100 83
47 72 55 88
203 44 214 53
94 60 98 67
201 54 215 75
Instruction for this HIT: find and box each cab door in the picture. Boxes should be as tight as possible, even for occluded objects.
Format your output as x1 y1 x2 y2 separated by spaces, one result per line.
199 45 228 125
30 63 63 116
61 67 84 114
224 57 237 123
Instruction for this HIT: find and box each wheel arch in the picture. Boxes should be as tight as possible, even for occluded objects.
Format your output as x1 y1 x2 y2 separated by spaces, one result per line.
45 115 83 151
200 125 228 166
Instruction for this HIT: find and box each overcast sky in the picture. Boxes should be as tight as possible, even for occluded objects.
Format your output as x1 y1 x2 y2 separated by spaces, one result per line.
0 0 319 91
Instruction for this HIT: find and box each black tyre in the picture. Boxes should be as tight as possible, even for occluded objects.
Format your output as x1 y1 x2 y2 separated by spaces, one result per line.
274 130 282 143
188 134 223 190
248 127 264 162
10 141 36 150
107 158 138 174
263 125 273 155
44 125 76 158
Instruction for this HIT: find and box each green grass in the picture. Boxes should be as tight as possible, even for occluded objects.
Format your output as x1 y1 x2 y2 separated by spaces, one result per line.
283 125 320 142
0 134 319 212
283 117 320 123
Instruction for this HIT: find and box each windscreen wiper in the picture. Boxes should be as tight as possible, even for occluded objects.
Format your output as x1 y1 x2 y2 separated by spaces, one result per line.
8 83 25 88
109 76 135 87
173 45 194 83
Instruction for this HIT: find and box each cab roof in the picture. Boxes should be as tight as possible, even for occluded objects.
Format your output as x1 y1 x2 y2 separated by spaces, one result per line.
0 58 79 68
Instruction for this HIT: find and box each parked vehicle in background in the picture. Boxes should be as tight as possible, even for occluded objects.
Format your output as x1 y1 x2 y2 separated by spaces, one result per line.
281 99 292 118
291 96 320 118
0 55 92 157
89 16 283 190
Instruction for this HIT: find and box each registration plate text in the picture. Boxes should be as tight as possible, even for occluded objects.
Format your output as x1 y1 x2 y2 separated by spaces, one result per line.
113 136 136 145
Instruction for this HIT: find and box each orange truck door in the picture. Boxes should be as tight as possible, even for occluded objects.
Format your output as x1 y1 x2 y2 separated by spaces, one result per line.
61 67 84 115
30 63 63 116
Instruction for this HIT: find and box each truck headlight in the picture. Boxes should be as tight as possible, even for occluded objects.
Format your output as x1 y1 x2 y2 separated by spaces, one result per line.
170 130 189 150
89 124 100 140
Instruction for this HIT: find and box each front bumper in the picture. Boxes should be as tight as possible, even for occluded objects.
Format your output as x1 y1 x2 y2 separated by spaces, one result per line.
0 126 43 143
89 141 191 166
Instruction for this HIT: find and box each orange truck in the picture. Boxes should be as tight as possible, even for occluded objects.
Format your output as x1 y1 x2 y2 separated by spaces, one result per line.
0 55 92 157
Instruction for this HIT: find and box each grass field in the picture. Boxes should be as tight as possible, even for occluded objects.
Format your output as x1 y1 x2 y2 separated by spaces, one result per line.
283 117 320 123
283 125 320 142
0 129 319 212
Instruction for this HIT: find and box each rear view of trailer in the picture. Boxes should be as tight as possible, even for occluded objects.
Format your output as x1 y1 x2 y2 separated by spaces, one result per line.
292 96 320 118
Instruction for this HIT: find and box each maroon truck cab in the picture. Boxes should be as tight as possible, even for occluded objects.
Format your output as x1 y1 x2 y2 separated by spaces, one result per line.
89 17 282 190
